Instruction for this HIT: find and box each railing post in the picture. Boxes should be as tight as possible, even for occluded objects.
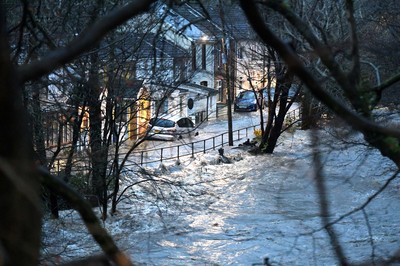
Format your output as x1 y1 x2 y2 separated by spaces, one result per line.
160 148 163 162
177 145 180 160
221 134 224 147
191 143 194 158
213 137 215 150
203 140 206 153
141 151 144 166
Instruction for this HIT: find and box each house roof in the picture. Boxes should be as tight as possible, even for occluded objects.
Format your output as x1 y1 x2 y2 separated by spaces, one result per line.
112 32 190 60
147 81 217 97
179 82 218 95
170 1 254 40
98 32 190 62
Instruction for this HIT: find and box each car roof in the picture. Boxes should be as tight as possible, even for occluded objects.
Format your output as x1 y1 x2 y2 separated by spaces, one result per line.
151 115 192 122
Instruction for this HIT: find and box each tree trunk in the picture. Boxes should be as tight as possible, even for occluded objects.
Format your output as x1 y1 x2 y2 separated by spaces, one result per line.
87 52 108 219
30 82 59 218
260 58 294 153
264 102 287 153
0 10 41 264
301 90 319 130
264 80 292 153
64 84 88 184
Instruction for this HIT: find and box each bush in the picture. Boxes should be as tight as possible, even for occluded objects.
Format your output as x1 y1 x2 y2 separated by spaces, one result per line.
254 128 262 141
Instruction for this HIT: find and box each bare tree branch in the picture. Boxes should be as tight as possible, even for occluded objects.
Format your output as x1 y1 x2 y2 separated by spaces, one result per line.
240 0 400 167
373 72 400 93
37 167 133 266
259 0 351 92
315 170 400 232
17 0 156 83
311 130 348 265
345 0 361 86
61 255 111 266
239 0 400 139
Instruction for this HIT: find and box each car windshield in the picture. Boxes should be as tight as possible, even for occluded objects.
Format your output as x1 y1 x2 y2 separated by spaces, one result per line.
150 118 175 128
238 91 255 100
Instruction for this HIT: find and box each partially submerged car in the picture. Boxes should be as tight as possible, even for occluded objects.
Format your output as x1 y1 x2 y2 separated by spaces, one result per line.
147 115 196 141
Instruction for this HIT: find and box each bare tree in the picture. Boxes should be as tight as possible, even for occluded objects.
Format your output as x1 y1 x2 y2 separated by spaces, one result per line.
240 0 400 164
240 0 400 264
0 0 157 265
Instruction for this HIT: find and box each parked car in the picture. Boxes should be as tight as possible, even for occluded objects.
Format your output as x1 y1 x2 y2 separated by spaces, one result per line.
147 115 196 141
261 86 298 103
234 90 262 112
261 87 275 103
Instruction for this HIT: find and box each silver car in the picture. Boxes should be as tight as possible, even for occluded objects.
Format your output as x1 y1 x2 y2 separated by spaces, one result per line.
147 116 195 141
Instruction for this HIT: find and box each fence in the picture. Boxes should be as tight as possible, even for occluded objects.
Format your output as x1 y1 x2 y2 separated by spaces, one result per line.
130 124 258 166
51 108 301 172
128 107 301 166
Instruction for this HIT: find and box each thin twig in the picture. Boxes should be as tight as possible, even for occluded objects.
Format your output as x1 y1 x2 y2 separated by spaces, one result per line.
311 130 348 265
37 167 133 266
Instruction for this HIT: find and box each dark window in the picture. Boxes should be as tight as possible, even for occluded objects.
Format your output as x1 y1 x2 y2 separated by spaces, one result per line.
188 98 194 109
202 44 206 70
200 81 208 87
192 42 196 70
237 46 244 59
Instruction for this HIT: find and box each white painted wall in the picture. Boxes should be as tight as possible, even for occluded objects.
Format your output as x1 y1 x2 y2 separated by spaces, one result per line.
190 43 215 87
179 84 217 122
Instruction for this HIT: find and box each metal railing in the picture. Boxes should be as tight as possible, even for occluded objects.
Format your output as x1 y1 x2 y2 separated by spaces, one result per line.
50 107 302 172
129 107 301 166
130 124 259 166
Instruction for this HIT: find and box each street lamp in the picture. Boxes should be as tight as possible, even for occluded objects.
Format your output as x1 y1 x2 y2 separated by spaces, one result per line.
200 35 209 42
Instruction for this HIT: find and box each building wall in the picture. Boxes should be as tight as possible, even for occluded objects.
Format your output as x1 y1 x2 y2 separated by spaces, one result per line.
190 42 215 88
235 40 273 94
179 84 217 123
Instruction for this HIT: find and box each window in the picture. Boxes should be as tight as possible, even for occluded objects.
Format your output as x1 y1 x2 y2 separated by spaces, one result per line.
200 80 208 87
191 42 197 70
188 98 194 110
214 47 221 69
201 44 206 70
154 99 168 115
237 46 244 59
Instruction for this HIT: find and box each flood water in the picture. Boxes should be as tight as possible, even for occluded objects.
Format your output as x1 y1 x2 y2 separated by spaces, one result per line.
42 114 400 266
124 135 400 265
